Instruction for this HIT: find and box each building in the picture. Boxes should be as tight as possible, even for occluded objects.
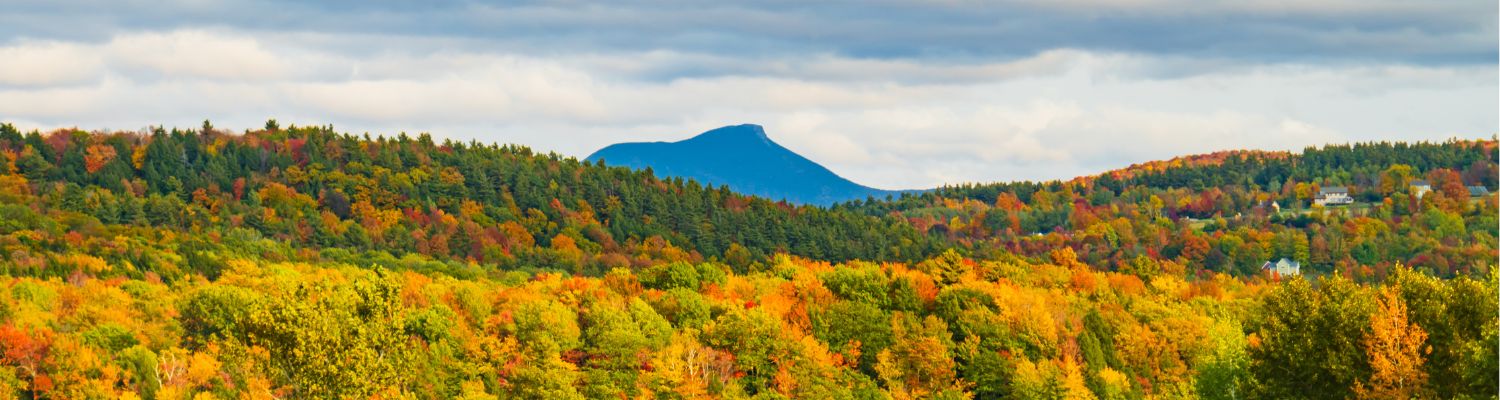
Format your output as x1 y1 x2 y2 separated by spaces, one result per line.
1253 200 1281 215
1468 186 1491 197
1410 180 1432 199
1261 258 1301 276
1315 186 1353 206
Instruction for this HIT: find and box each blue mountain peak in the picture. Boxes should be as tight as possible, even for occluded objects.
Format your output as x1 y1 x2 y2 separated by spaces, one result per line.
690 124 769 143
586 125 906 205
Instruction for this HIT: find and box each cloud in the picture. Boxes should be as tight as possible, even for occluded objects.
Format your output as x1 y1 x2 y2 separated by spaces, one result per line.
0 40 102 87
105 30 288 82
2 1 1493 64
0 0 1494 190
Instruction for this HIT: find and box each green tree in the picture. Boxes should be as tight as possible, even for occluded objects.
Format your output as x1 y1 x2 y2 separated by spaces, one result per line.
812 300 893 374
1250 276 1375 400
238 271 416 398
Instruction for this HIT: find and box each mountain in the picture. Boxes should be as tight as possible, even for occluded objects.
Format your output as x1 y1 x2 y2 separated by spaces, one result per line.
586 124 902 205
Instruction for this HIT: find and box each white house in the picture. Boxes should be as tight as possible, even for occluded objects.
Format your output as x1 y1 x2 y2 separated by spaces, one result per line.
1314 186 1353 206
1261 258 1301 276
1410 180 1432 199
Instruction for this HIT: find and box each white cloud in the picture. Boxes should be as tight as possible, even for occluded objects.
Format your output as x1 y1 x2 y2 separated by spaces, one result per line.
0 28 1493 190
0 40 103 86
104 30 288 81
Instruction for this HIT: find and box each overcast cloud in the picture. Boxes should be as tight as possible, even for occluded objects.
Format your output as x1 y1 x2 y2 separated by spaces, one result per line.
0 1 1494 189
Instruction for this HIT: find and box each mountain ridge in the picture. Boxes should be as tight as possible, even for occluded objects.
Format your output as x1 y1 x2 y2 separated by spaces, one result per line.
587 124 905 205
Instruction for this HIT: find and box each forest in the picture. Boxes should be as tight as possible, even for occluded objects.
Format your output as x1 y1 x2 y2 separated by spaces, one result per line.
838 141 1497 279
0 121 1493 399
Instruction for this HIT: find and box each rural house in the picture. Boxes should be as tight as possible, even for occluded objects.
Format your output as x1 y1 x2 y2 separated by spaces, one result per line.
1411 180 1432 199
1261 258 1301 276
1314 186 1353 206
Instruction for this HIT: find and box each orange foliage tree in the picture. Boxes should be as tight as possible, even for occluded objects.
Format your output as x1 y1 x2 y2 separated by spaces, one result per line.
1355 286 1430 399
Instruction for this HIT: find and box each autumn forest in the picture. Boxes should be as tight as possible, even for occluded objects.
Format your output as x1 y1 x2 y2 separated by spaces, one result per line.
0 121 1494 399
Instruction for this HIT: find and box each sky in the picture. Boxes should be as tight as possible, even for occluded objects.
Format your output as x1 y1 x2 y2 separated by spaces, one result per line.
1 1 1495 190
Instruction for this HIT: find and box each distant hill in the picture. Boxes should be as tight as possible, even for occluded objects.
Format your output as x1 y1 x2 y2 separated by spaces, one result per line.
586 124 903 205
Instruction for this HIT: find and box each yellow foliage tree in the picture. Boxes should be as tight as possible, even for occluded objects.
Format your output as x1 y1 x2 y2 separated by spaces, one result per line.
1355 287 1430 399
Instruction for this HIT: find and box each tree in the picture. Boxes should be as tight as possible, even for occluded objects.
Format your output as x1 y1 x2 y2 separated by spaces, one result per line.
703 309 788 394
1379 164 1416 195
0 324 53 399
1250 276 1375 400
83 144 117 174
15 147 51 181
812 300 892 374
580 302 652 398
723 243 754 273
641 330 734 398
874 313 968 399
1196 319 1249 400
1354 286 1430 399
237 271 416 398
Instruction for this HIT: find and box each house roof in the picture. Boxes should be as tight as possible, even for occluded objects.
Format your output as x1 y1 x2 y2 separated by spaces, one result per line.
1319 186 1348 194
1411 180 1430 187
1469 186 1491 196
1262 258 1300 269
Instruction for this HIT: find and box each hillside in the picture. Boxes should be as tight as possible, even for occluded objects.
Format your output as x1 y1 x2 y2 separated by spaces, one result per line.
587 124 902 205
0 121 1493 399
837 140 1498 278
0 122 940 280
